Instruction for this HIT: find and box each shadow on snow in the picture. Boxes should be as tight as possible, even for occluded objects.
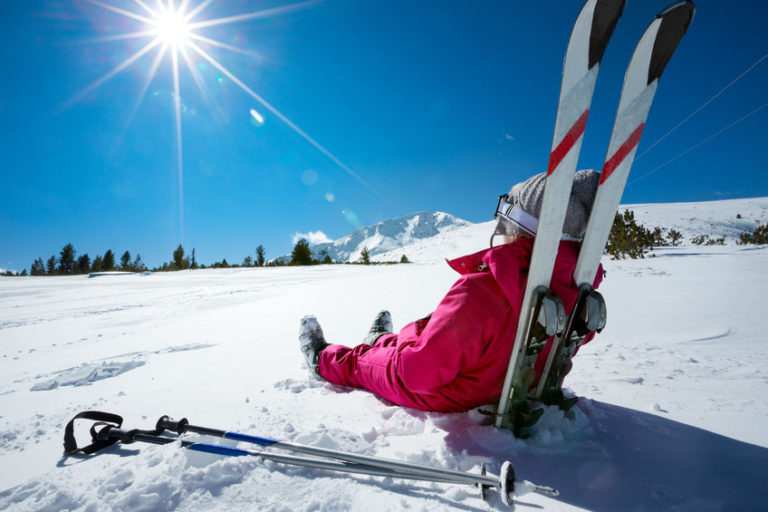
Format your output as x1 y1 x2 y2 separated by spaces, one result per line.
439 399 768 512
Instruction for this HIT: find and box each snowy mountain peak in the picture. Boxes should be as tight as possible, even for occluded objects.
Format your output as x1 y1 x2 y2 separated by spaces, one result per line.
310 211 471 262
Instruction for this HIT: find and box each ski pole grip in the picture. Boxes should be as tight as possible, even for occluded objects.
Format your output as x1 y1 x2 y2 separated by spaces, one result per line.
63 411 123 455
95 426 133 443
156 415 189 434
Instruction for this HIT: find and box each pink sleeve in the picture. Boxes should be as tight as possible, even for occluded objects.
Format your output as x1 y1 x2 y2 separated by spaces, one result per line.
396 277 500 393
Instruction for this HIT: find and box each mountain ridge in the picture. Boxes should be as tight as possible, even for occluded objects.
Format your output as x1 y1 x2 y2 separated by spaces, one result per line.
283 211 472 263
289 196 768 265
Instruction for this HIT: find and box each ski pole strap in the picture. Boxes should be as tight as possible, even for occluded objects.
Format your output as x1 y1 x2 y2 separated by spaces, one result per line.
64 411 172 455
63 411 123 455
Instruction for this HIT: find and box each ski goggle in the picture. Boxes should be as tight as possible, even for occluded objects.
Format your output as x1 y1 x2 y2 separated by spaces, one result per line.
494 194 538 236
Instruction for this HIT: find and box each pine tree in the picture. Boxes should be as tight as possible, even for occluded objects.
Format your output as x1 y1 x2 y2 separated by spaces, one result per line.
77 254 91 274
46 255 58 275
738 221 768 245
360 246 371 265
190 248 198 269
172 244 190 270
651 227 667 246
242 255 253 267
92 255 104 272
120 251 132 270
605 210 655 259
667 229 683 246
400 254 410 264
290 239 313 266
691 234 707 245
59 243 76 274
132 254 146 272
256 245 266 267
103 250 116 271
691 234 725 246
173 244 183 269
31 257 45 276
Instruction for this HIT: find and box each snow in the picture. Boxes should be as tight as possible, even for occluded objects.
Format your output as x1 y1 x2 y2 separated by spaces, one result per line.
1 198 767 511
624 197 768 242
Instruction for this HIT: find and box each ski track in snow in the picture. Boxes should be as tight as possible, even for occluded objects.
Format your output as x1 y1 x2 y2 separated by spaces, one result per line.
1 198 767 511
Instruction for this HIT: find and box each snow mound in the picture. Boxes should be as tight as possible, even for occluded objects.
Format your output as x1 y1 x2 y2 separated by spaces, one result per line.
88 271 150 278
30 361 145 391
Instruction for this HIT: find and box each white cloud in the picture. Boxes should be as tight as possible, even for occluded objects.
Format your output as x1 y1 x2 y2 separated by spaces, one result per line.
292 230 333 245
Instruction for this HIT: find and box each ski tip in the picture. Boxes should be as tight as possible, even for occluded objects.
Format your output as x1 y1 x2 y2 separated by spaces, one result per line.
647 0 695 84
587 0 628 69
658 1 696 25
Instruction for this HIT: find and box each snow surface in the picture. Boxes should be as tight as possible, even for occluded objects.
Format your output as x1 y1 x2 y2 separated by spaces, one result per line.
1 198 767 511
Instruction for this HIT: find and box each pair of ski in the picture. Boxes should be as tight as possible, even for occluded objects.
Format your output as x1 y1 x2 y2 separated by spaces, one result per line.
494 0 695 433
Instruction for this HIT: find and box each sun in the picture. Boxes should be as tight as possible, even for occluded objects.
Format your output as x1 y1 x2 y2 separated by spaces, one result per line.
152 6 191 47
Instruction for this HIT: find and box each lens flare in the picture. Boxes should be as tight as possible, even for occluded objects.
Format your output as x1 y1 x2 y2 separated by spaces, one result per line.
249 108 264 125
301 169 318 186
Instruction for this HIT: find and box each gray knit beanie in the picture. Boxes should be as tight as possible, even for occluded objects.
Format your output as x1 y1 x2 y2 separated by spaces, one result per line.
494 169 600 240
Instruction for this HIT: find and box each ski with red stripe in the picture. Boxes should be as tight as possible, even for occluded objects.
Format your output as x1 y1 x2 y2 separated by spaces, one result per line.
494 0 626 430
534 1 696 406
548 110 590 175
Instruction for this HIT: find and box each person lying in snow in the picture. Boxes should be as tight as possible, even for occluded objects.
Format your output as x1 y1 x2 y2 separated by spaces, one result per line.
298 170 604 412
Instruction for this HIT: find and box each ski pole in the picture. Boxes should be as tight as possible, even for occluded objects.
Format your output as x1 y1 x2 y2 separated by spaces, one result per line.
99 427 476 484
66 415 515 503
63 411 558 507
154 415 540 491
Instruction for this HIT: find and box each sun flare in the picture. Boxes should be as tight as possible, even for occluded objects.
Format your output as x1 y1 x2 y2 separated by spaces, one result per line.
152 6 191 47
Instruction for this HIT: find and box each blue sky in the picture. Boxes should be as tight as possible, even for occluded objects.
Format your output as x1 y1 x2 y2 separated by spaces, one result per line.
1 0 767 271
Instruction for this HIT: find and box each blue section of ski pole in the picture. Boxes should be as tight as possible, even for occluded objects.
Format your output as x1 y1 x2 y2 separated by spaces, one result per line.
223 431 279 446
186 443 251 457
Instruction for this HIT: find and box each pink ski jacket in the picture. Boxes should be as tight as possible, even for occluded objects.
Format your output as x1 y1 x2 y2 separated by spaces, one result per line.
318 238 603 412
